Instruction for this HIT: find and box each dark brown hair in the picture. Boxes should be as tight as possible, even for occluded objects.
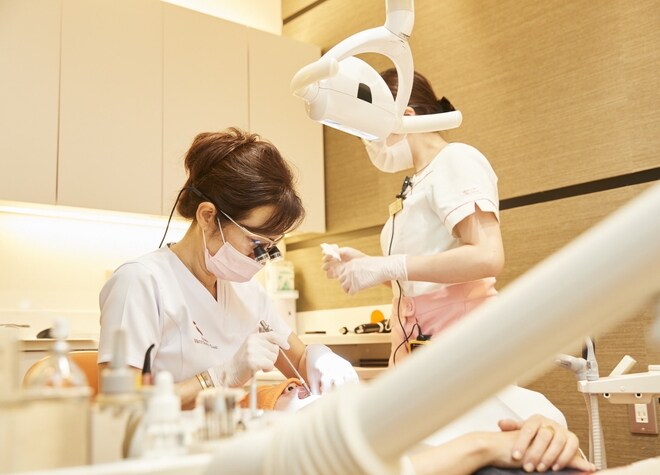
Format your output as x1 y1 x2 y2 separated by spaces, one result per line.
177 127 304 236
380 68 455 116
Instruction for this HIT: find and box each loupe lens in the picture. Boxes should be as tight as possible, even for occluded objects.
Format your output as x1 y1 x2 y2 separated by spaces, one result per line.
253 244 270 264
267 246 282 261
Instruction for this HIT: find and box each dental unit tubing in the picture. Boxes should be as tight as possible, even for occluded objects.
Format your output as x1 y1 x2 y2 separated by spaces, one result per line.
204 184 660 474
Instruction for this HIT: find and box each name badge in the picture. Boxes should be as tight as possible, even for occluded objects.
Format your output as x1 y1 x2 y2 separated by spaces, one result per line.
388 198 403 216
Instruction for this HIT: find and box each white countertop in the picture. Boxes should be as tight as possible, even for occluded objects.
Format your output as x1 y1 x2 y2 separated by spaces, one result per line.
298 332 390 345
20 338 99 352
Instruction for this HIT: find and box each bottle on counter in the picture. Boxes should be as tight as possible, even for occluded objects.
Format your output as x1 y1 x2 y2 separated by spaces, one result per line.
142 371 186 458
23 317 88 390
266 259 295 293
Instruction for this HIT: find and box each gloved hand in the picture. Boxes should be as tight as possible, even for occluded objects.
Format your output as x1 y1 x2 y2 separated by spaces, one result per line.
305 344 359 395
208 331 290 387
321 244 367 279
336 254 408 295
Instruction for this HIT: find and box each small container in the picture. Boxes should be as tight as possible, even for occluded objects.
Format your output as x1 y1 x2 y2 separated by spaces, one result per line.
24 318 88 390
266 259 295 293
142 371 186 458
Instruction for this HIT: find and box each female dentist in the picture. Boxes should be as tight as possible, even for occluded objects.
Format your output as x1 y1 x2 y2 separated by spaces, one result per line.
99 128 357 407
324 69 503 366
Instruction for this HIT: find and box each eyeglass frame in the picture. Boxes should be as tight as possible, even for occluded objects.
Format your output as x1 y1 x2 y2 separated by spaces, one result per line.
188 185 285 251
217 209 284 251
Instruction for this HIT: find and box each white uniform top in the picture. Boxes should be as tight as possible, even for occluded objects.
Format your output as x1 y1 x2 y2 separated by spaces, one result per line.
380 142 499 297
98 246 290 382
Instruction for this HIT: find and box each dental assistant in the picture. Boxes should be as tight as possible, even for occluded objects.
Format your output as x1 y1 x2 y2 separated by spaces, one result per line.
99 128 357 407
323 69 504 366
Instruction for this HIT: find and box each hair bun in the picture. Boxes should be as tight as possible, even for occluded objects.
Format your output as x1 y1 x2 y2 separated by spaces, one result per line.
437 96 455 113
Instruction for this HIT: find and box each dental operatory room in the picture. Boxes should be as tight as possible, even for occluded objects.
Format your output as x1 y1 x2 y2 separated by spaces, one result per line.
2 0 660 474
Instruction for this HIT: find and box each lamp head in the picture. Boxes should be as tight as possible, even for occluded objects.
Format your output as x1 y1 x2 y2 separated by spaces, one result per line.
291 0 462 141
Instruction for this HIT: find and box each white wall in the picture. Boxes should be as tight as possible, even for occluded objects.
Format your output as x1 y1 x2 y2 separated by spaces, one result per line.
0 204 188 336
161 0 282 34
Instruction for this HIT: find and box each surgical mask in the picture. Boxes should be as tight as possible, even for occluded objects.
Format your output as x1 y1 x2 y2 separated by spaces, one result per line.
364 135 413 173
202 220 263 283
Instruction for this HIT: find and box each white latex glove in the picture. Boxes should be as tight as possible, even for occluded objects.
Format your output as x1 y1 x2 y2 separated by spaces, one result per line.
208 331 290 387
337 254 408 295
321 244 367 279
305 344 359 395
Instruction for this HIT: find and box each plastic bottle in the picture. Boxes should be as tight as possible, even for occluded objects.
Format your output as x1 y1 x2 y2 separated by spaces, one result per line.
99 328 135 396
142 371 186 458
24 317 88 389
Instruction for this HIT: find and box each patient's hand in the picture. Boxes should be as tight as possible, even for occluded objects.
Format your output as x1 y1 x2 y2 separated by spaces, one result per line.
498 415 595 473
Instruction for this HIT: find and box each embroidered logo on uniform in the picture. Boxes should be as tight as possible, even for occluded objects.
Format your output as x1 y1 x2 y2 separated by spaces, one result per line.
192 320 218 349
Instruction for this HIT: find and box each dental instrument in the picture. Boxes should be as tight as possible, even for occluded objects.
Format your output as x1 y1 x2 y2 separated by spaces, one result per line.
258 320 311 394
141 343 155 386
291 0 462 141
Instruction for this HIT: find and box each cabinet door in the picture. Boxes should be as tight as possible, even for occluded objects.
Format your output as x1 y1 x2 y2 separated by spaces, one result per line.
248 29 325 233
0 0 61 205
162 3 249 215
58 0 162 215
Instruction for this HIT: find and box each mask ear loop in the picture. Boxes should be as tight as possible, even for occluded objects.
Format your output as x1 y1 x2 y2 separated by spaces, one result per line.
216 218 228 244
201 218 227 256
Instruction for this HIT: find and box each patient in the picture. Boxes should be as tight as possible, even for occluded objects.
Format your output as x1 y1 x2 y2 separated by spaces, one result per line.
242 380 595 474
239 378 320 412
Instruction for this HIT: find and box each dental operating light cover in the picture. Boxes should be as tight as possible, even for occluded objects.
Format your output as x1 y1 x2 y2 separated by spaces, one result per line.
291 0 462 140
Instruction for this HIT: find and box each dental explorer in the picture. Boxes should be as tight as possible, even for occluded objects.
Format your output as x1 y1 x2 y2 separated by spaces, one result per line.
258 320 311 393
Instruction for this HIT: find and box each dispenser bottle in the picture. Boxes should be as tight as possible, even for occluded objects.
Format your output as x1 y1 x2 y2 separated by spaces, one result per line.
24 317 88 389
99 328 135 396
142 371 186 458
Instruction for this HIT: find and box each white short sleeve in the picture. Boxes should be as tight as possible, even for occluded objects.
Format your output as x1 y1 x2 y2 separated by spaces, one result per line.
98 262 163 369
430 143 499 234
99 247 295 382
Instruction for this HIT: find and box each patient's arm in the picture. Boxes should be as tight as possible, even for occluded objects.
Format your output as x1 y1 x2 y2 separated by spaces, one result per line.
407 422 594 475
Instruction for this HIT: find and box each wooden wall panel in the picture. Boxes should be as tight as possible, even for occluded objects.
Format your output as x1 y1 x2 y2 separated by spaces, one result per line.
287 180 658 465
497 183 659 465
283 0 659 466
497 183 655 288
284 0 660 225
288 231 391 311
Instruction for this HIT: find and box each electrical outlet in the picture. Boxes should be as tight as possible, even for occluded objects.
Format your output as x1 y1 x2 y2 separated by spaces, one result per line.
628 401 659 435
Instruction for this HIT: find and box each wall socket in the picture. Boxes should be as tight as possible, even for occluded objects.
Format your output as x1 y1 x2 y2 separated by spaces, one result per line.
628 401 659 435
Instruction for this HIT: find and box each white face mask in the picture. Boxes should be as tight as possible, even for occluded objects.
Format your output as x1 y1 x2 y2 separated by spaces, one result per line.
364 135 413 173
202 220 263 283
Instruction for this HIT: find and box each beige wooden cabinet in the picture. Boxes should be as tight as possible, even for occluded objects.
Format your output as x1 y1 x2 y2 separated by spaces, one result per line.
2 0 324 221
161 3 249 214
248 29 325 233
57 0 163 215
0 0 61 205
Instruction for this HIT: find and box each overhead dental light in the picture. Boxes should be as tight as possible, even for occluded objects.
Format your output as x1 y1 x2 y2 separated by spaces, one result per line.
291 0 462 141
